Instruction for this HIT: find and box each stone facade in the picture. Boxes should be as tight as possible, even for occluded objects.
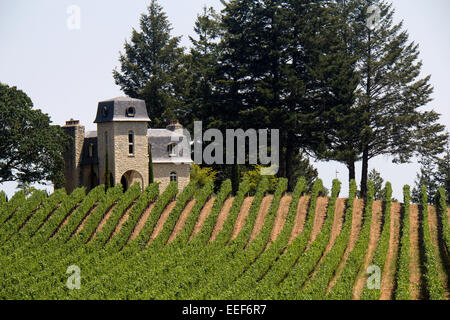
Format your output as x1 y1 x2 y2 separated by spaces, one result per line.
153 163 191 193
62 97 192 194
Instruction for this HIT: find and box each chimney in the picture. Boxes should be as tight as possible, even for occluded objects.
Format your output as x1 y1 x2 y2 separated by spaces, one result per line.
64 119 81 127
166 120 184 135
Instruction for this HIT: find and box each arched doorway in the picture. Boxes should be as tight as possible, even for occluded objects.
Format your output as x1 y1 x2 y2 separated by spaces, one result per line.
120 170 144 191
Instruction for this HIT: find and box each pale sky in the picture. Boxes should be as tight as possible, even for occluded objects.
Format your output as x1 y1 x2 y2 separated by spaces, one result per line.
0 0 449 199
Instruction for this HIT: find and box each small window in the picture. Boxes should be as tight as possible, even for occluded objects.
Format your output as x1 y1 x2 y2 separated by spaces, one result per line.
128 131 134 155
105 131 108 149
126 106 136 117
102 106 108 118
168 143 177 157
170 172 177 182
88 144 94 158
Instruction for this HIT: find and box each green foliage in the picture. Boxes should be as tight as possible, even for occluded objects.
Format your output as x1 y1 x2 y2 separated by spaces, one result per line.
190 164 218 186
361 181 392 300
1 179 449 300
394 185 411 300
420 186 446 300
327 180 375 299
436 188 449 255
0 83 69 186
113 0 186 127
242 165 278 195
300 179 358 299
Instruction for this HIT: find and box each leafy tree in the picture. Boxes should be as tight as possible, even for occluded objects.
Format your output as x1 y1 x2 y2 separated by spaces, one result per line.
113 0 187 127
0 83 69 187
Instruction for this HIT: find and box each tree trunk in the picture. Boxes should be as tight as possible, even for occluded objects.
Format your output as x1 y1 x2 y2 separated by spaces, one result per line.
347 161 355 182
285 132 295 190
360 147 369 198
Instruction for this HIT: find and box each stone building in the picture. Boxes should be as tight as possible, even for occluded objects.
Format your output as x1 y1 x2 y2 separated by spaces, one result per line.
62 97 192 194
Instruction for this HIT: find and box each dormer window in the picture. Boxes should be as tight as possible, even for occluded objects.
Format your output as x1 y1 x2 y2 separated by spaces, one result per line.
126 106 136 117
128 131 135 155
168 143 177 157
102 106 108 118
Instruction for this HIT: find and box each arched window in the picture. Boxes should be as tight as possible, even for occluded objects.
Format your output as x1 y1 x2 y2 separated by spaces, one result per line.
128 131 134 155
170 172 177 182
168 143 177 157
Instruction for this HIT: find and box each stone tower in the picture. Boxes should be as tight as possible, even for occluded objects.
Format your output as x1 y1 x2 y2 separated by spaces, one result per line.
62 119 85 194
94 97 151 191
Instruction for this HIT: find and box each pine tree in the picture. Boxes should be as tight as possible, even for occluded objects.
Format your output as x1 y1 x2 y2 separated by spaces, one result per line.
336 0 447 197
113 0 186 127
368 168 385 200
182 6 222 131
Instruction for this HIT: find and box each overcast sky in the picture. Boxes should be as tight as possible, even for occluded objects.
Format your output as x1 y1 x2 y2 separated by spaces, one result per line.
0 0 449 199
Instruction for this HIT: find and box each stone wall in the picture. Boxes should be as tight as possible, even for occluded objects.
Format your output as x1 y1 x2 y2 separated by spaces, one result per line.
153 162 191 193
62 122 85 194
97 121 148 191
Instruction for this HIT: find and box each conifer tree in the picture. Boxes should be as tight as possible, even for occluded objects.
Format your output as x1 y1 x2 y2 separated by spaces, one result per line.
113 0 186 127
336 0 447 197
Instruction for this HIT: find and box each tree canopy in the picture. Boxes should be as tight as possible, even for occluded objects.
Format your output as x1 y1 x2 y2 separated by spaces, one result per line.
0 83 69 187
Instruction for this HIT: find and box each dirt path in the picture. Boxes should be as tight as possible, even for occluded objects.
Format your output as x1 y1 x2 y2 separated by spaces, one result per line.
128 203 156 242
230 197 254 241
148 201 177 244
51 203 80 238
327 199 365 294
74 204 99 236
379 202 402 300
248 196 274 245
167 199 197 243
306 197 329 250
209 197 234 242
270 196 293 243
308 198 346 282
88 204 117 242
288 196 310 244
428 206 450 299
353 200 384 299
410 204 425 300
190 197 215 241
111 201 137 238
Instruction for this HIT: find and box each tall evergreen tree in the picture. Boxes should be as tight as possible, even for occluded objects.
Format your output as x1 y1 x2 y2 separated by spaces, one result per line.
335 0 447 197
113 0 186 127
182 6 223 131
